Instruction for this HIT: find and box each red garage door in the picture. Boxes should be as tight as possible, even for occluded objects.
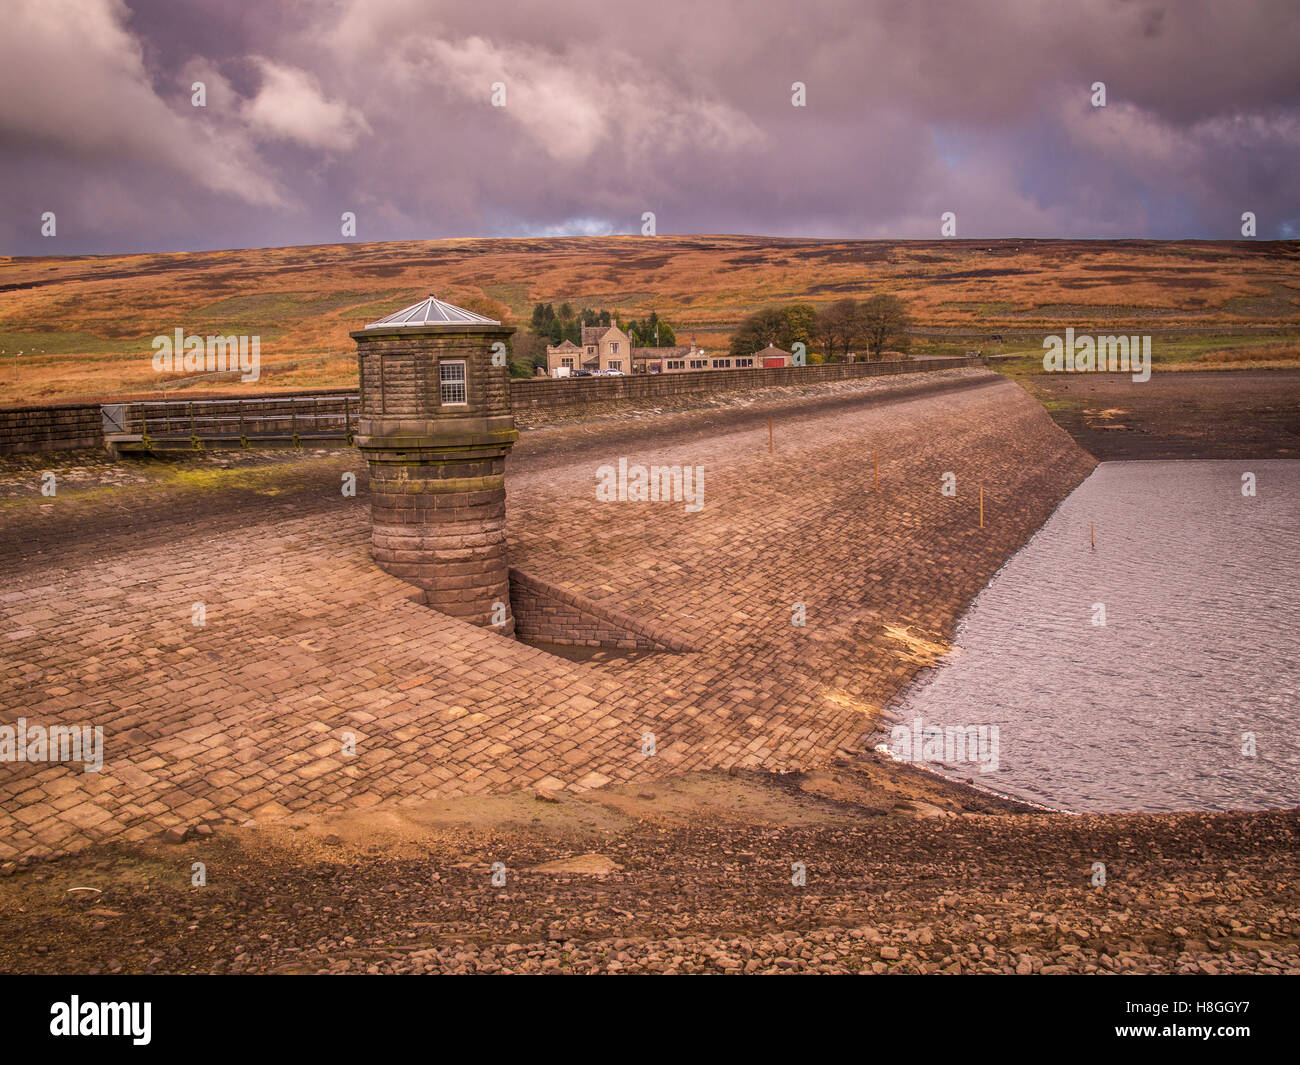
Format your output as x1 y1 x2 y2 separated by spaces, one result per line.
763 357 786 368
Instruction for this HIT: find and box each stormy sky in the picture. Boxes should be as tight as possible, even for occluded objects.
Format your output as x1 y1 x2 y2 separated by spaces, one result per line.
2 0 1298 255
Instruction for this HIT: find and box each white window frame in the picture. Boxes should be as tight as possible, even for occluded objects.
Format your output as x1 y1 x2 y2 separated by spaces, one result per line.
440 359 468 406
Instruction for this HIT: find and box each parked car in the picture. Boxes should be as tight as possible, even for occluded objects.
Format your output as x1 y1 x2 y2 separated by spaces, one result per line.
570 369 594 377
602 370 625 376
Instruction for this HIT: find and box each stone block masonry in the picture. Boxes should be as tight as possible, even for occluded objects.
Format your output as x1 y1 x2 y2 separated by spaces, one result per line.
0 357 984 455
352 300 520 634
366 447 513 628
511 356 983 410
0 402 101 454
0 373 1097 859
509 568 696 651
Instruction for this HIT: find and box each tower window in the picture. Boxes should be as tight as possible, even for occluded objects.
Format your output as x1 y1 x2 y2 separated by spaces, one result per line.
440 360 467 405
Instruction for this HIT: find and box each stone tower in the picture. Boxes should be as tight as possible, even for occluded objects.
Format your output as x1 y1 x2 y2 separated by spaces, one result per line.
352 295 519 634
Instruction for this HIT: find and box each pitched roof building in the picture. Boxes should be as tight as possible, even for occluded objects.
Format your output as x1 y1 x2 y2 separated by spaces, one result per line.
753 343 794 367
546 324 632 376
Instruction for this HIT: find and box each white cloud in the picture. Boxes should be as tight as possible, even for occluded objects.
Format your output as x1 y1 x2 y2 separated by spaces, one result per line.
514 216 619 237
242 58 371 151
412 34 763 165
0 0 284 207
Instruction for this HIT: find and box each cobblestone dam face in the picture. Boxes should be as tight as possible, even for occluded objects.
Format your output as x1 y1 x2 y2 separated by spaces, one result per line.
0 371 1096 859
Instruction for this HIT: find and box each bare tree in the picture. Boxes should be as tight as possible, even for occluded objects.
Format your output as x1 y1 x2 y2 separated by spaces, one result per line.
729 306 786 356
858 294 911 360
813 299 862 362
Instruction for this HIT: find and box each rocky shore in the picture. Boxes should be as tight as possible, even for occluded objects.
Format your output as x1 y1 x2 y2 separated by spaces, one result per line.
2 764 1295 975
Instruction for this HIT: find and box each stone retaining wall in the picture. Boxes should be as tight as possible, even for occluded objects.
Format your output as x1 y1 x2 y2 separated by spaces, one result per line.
0 358 983 454
0 403 102 454
509 568 696 652
510 357 982 409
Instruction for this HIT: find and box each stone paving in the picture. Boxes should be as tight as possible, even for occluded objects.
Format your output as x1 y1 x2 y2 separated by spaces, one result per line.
0 372 1095 858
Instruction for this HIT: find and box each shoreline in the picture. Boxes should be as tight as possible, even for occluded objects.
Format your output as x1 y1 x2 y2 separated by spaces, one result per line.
871 449 1300 819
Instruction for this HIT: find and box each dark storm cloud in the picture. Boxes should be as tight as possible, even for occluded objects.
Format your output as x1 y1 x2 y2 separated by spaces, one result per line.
1 0 1297 254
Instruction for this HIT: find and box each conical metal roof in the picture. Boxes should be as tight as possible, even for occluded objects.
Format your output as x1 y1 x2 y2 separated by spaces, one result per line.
364 294 500 328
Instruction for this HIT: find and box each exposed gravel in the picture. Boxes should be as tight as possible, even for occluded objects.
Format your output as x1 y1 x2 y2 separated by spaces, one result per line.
2 766 1295 975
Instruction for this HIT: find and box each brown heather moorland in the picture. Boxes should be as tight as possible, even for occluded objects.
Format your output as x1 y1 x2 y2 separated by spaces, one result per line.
1 236 1298 403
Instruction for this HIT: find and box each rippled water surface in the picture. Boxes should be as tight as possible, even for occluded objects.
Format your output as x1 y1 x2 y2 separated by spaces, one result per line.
885 460 1300 812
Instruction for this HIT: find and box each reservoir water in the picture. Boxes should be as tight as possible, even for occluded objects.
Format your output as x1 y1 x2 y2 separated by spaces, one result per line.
882 460 1300 812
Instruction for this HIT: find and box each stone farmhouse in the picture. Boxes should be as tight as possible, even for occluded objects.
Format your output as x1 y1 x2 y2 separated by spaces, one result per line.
546 325 633 376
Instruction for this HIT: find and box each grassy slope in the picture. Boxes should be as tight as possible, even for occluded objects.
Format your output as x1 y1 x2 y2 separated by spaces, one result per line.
1 236 1297 403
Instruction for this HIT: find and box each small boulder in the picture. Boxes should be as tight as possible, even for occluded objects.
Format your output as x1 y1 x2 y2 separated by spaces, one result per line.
528 853 623 876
